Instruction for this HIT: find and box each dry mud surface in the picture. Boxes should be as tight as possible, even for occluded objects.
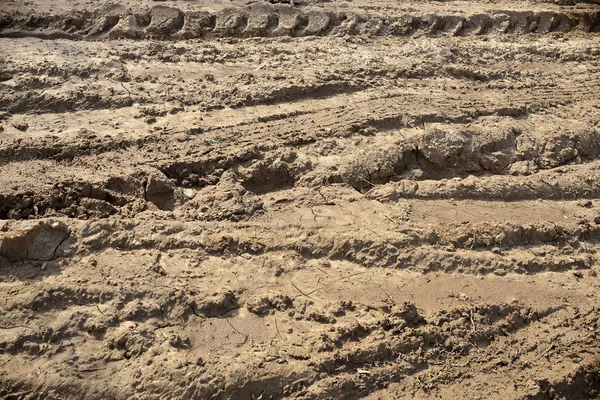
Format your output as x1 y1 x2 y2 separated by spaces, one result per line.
1 0 600 398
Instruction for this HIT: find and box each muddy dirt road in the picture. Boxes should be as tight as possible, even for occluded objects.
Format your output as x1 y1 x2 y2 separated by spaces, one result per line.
1 0 600 398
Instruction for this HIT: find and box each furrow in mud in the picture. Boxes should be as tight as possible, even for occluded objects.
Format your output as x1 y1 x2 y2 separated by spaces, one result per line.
1 273 598 400
2 116 600 220
2 214 599 276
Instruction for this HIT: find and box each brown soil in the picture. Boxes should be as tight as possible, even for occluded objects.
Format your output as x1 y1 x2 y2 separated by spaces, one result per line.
1 0 600 399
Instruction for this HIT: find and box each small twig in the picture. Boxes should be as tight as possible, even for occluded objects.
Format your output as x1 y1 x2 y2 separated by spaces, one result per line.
469 309 477 334
365 227 384 239
120 82 132 100
541 344 555 357
382 213 395 224
316 189 329 204
274 318 283 339
320 271 367 287
225 318 249 344
0 325 30 330
0 357 13 368
77 367 102 373
309 207 320 223
360 178 376 187
379 284 396 304
290 282 315 300
314 266 331 277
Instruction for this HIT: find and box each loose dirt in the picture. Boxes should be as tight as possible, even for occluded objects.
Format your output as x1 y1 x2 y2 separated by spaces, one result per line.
1 0 600 398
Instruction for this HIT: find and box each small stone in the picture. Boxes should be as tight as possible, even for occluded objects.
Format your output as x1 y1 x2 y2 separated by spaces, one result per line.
457 292 470 301
11 122 29 132
186 127 203 135
495 232 506 244
182 189 195 199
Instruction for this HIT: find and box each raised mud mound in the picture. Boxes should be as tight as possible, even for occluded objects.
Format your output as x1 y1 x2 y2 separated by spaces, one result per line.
1 0 600 399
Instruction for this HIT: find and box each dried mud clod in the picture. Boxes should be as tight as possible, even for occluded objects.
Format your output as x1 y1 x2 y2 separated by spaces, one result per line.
194 288 241 317
144 175 175 211
418 126 516 173
246 292 294 316
0 221 69 261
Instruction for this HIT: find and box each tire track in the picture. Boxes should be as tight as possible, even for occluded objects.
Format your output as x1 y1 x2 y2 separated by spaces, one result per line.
1 5 599 40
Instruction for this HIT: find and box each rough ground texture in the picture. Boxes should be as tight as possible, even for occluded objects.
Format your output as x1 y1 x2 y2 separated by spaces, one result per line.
1 0 600 398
